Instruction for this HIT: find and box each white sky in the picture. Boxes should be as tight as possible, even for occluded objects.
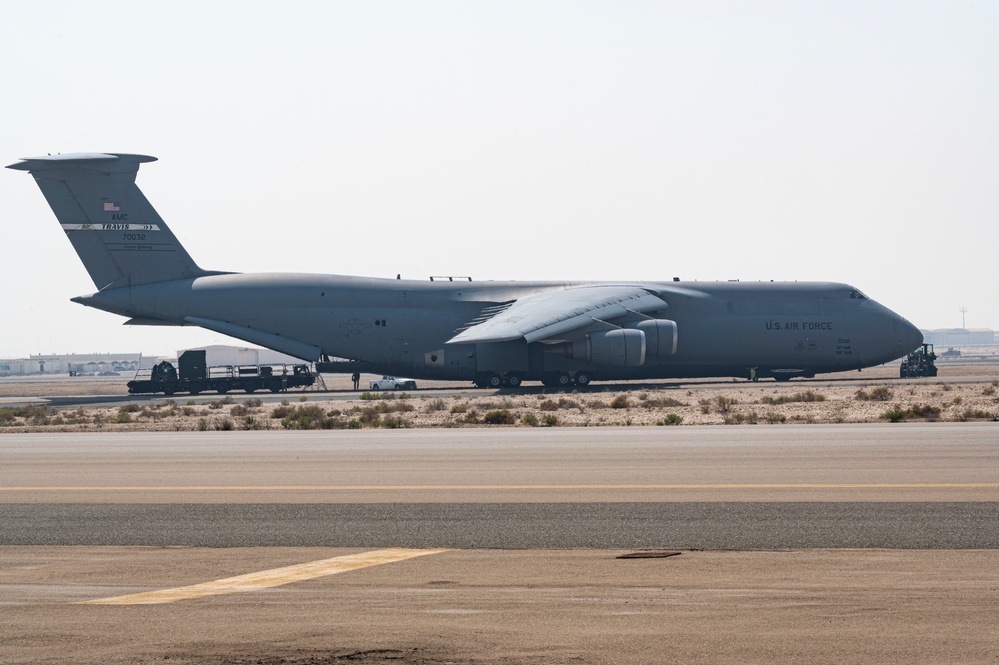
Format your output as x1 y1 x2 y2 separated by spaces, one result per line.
2 1 997 358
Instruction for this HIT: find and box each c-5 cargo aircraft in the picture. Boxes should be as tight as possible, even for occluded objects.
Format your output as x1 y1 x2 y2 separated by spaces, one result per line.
9 153 923 388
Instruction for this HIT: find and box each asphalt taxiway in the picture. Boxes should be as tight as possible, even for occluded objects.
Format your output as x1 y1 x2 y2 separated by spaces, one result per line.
2 424 997 664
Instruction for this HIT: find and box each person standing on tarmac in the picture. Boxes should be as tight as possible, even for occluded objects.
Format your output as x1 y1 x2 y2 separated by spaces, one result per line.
351 371 360 390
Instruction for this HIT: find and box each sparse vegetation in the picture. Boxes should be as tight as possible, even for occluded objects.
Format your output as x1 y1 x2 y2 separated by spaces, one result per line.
641 396 686 408
380 415 407 429
880 403 942 422
5 372 999 431
483 409 516 425
0 405 57 426
855 386 893 401
609 395 631 409
761 390 826 404
715 396 738 413
724 410 760 425
280 405 342 429
958 408 995 421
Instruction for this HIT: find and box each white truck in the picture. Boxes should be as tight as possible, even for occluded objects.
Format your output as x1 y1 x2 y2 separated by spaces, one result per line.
368 375 418 390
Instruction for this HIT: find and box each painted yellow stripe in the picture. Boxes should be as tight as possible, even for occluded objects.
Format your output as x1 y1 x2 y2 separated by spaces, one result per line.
4 483 999 491
78 547 450 605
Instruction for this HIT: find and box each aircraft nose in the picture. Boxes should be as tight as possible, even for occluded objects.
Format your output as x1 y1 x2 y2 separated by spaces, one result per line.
859 305 923 365
898 315 923 354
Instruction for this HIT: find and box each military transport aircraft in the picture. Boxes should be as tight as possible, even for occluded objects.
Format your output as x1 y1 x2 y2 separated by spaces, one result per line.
9 153 923 388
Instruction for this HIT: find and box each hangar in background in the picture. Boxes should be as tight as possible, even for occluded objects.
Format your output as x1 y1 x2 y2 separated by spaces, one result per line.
921 328 997 347
0 345 300 377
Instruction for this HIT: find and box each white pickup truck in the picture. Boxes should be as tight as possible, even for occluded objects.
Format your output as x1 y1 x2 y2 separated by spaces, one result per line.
368 375 418 390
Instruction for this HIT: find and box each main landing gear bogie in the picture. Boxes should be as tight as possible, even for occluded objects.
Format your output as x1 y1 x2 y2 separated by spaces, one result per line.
475 373 524 389
475 371 595 389
539 372 593 388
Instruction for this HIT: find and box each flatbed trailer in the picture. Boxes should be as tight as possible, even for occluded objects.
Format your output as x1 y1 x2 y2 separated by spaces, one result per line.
127 350 315 395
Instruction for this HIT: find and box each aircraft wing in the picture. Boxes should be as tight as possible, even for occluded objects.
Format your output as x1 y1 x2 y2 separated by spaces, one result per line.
447 284 670 345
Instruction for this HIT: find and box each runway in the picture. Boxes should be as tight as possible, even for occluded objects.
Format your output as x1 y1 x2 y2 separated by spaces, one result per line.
4 501 997 548
2 424 998 548
3 424 998 664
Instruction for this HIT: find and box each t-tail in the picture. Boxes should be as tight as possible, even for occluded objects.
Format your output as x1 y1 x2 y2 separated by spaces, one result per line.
8 153 210 290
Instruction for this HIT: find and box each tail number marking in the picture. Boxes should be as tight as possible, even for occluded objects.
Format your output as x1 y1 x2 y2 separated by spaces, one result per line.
61 224 161 232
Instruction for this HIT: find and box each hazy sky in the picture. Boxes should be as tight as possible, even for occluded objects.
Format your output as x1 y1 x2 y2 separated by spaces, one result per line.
3 1 997 358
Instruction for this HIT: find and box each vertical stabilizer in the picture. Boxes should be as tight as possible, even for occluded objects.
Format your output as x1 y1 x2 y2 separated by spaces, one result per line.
7 153 208 290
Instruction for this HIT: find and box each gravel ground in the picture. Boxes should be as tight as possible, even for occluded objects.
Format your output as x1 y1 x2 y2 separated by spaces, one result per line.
3 364 997 432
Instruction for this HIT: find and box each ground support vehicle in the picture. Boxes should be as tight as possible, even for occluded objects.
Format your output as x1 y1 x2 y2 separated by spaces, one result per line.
127 350 316 395
899 343 938 378
368 376 418 390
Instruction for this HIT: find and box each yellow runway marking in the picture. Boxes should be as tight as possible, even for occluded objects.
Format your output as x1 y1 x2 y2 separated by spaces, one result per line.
5 483 999 491
78 547 450 605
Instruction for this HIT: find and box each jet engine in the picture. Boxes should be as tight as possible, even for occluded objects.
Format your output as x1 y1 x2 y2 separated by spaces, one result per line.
634 319 678 358
573 329 646 367
563 320 677 368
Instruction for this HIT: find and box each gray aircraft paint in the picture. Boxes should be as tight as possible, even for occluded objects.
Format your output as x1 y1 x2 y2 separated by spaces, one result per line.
9 153 923 386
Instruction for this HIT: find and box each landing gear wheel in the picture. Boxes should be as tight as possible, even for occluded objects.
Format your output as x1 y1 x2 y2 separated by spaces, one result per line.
505 375 522 388
574 372 591 386
486 374 503 389
541 373 572 388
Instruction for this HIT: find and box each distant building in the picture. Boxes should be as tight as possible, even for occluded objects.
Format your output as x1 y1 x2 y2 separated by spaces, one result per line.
0 346 303 377
0 353 146 376
921 329 997 347
177 345 302 367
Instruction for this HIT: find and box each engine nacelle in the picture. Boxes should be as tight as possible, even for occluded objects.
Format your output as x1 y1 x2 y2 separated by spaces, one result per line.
573 329 646 367
635 319 678 358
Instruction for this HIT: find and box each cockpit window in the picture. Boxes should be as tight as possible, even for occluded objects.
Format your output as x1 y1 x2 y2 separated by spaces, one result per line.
848 289 868 300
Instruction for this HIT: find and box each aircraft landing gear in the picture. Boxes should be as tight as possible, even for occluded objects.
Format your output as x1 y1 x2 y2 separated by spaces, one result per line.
475 373 504 389
539 372 596 388
541 372 572 388
475 373 525 388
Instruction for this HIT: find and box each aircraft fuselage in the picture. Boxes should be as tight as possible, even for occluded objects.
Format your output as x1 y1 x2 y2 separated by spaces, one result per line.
76 273 921 384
